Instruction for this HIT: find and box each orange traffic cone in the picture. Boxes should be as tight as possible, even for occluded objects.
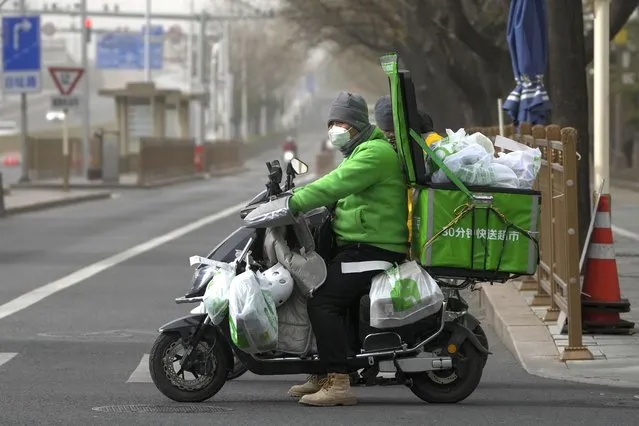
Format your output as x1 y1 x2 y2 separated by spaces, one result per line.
1 152 21 167
194 145 203 173
581 194 634 334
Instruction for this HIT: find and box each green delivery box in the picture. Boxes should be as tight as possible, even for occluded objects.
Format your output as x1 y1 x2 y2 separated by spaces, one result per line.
412 184 541 280
380 52 541 280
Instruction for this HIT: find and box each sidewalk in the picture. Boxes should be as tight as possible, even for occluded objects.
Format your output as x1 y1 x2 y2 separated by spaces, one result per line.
481 185 639 389
1 188 112 216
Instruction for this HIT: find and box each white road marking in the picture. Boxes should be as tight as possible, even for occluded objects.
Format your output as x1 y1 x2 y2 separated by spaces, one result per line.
0 353 18 368
612 225 639 242
0 174 316 321
127 354 151 383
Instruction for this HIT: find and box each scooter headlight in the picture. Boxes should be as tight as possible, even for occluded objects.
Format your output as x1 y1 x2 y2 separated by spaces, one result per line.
284 151 294 161
190 266 216 293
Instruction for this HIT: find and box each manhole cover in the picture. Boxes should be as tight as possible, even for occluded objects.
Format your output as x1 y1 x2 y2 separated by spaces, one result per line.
92 404 233 414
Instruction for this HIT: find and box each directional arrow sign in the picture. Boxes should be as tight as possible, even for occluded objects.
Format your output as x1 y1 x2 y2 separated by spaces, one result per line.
13 18 32 50
48 66 84 96
2 15 42 94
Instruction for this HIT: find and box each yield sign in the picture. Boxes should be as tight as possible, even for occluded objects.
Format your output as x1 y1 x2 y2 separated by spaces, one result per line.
48 66 84 96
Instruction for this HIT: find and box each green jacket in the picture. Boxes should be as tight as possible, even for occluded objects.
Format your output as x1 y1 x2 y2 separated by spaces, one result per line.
289 128 408 254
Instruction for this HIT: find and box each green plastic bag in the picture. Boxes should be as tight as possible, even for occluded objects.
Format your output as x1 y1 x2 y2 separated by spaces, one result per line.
388 266 422 312
369 261 444 329
202 261 237 325
228 270 278 353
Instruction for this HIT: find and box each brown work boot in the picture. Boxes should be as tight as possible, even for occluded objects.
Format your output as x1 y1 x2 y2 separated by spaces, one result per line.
287 374 326 398
298 373 358 406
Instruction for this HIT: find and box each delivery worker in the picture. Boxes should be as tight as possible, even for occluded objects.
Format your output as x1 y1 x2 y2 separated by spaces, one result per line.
373 95 442 149
286 91 408 407
373 95 443 240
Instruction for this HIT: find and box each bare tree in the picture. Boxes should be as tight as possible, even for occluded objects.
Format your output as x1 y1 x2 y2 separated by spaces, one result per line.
228 19 309 134
279 0 512 128
280 0 638 128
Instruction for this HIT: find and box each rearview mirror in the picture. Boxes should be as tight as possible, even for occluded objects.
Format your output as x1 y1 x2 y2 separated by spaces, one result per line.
290 158 309 175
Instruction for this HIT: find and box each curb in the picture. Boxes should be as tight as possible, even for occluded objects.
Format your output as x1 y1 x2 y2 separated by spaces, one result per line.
3 192 113 216
479 283 639 389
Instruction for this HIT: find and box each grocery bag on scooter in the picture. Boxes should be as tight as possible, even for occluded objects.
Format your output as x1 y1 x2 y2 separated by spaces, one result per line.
229 270 279 354
369 261 444 329
201 261 237 325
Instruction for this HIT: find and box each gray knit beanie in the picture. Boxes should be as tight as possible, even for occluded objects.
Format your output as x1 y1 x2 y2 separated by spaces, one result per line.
374 95 394 132
327 91 370 131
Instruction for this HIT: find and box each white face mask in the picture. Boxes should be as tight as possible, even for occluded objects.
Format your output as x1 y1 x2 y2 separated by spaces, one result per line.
328 125 351 148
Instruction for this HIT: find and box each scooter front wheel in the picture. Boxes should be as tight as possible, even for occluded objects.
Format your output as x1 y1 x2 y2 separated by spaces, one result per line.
149 332 229 403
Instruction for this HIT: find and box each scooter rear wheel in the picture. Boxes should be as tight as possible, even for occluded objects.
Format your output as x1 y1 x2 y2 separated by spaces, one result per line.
149 332 229 403
406 330 487 404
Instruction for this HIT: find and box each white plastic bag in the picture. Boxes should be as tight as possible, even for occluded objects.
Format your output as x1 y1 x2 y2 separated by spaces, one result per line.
228 270 279 354
465 132 495 155
431 143 495 186
430 128 468 160
489 163 520 188
369 261 444 329
493 147 541 189
431 129 494 160
202 261 236 325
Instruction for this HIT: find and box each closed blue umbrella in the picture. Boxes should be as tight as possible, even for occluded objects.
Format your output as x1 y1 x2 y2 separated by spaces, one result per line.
502 0 551 126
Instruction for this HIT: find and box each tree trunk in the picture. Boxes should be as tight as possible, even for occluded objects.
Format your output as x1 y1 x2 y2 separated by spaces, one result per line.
547 0 591 252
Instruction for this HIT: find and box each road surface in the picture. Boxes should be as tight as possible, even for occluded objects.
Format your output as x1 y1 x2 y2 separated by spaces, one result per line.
1 108 638 426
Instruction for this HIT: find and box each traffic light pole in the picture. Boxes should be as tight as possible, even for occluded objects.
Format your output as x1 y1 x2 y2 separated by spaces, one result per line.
18 0 30 183
80 0 90 179
197 12 206 147
144 0 151 82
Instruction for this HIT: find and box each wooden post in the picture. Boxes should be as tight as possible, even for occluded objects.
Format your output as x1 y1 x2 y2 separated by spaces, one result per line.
542 125 561 321
559 127 593 361
516 124 546 292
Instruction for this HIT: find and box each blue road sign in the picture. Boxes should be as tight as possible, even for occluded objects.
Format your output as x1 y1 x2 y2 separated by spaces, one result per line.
1 15 42 94
96 25 164 70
